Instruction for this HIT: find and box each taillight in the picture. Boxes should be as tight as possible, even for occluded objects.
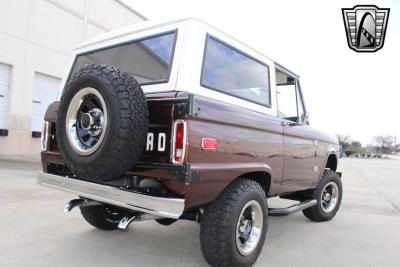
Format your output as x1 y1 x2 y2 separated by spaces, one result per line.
41 121 49 151
172 120 186 164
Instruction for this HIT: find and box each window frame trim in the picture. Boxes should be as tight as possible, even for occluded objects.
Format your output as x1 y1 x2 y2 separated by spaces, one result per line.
200 34 272 108
277 79 307 124
66 29 179 87
275 66 308 125
295 80 307 124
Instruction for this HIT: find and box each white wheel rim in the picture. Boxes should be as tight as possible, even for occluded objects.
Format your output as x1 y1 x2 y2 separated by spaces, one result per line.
65 87 108 156
235 200 263 256
320 182 339 213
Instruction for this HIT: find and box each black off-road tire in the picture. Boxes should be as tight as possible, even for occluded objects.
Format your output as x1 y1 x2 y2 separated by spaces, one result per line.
302 169 343 222
155 218 177 226
200 179 268 267
80 204 128 231
57 64 148 181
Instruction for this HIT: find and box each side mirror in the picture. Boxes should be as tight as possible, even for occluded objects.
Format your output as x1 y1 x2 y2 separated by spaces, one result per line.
303 112 310 125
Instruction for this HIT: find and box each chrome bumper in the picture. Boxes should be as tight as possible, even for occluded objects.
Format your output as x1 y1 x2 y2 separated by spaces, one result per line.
37 171 185 219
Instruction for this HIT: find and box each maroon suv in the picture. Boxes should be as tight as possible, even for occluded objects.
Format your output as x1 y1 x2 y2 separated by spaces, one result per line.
38 19 343 267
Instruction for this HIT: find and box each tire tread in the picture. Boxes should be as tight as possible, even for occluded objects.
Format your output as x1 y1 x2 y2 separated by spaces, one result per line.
302 169 343 222
200 179 267 267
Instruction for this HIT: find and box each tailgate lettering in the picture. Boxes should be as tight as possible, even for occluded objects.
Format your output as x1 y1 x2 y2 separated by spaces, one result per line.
146 133 154 151
158 133 166 152
146 132 166 152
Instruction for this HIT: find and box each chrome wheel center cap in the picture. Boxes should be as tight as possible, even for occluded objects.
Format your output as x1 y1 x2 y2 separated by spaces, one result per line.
82 108 104 137
240 220 252 235
80 113 93 130
323 192 331 202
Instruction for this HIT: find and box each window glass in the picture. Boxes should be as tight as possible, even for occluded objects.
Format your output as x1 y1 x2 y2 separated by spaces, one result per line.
70 31 177 84
277 84 298 122
201 36 270 106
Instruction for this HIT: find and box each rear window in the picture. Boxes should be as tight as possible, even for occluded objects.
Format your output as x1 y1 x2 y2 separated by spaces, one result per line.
69 31 177 85
201 35 271 106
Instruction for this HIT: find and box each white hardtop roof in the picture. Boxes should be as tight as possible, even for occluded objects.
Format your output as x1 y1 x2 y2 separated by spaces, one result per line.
75 17 299 78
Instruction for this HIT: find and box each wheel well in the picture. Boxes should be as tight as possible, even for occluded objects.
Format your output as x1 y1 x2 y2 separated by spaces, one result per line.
240 172 271 196
325 154 337 171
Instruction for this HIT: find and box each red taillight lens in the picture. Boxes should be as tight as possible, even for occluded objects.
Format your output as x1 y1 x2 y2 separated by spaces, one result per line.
41 121 49 151
173 120 186 164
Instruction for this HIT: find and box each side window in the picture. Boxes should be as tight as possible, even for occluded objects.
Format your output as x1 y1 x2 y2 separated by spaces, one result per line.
201 35 271 107
276 70 298 122
276 69 306 124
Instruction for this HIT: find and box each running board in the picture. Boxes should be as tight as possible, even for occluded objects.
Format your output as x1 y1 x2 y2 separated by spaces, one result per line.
269 199 317 217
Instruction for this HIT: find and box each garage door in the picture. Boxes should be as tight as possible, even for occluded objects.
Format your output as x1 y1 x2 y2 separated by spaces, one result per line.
0 63 11 135
31 73 61 136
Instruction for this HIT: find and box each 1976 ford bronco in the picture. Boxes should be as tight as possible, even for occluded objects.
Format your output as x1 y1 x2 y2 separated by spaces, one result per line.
38 18 342 267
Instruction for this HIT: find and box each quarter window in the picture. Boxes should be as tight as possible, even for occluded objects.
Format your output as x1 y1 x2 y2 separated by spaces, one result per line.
201 36 271 106
70 31 177 85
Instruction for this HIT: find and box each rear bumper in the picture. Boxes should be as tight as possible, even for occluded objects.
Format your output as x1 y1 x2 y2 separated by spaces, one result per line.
37 171 185 219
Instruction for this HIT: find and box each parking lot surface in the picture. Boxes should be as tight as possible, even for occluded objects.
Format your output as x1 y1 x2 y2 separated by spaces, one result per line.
0 156 399 266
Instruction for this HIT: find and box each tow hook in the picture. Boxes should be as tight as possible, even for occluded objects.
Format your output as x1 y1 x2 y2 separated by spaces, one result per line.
118 215 137 230
63 198 101 212
118 213 163 230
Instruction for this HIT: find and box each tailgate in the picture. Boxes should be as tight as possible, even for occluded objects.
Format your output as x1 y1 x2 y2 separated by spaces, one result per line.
137 93 189 164
138 100 173 164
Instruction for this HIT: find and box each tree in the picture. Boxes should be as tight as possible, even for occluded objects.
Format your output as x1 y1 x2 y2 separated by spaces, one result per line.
336 134 352 151
374 135 396 154
350 141 362 154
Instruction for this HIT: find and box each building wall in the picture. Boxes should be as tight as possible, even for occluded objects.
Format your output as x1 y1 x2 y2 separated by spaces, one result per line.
0 0 145 155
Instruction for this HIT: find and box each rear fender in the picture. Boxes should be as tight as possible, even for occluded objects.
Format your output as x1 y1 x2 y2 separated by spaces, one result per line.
182 162 273 209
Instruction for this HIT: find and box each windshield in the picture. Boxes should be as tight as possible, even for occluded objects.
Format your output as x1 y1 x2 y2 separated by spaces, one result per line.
69 31 177 85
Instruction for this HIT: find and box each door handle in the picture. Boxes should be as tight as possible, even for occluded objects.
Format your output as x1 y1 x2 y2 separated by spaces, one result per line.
281 121 299 127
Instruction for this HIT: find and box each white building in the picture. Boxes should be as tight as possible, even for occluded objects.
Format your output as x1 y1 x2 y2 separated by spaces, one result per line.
0 0 145 155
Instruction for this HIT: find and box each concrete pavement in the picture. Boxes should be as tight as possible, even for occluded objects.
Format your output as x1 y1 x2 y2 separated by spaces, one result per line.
0 157 399 266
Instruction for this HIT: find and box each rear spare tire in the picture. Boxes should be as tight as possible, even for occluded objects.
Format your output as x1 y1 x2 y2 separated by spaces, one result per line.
57 64 148 181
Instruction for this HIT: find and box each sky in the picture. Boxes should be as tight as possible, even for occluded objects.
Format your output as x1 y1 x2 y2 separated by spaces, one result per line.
124 0 399 146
